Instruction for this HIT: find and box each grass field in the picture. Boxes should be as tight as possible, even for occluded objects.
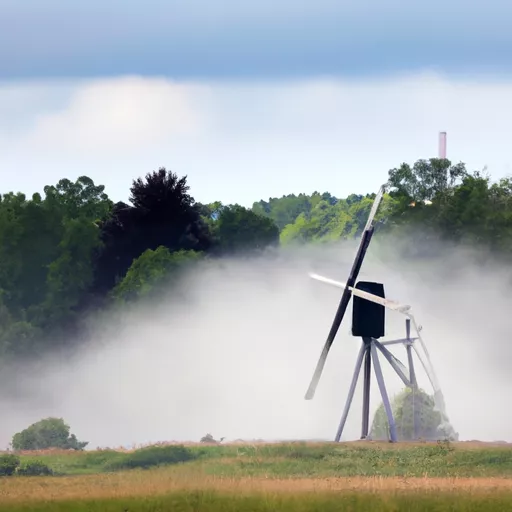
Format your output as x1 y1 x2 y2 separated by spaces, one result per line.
2 441 512 511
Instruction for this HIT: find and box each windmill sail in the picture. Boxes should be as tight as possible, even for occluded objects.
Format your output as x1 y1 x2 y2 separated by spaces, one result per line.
305 185 386 400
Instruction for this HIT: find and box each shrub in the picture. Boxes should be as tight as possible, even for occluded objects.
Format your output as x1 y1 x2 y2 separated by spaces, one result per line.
105 445 196 471
200 433 224 444
370 387 458 441
12 417 88 451
17 461 54 476
0 454 20 476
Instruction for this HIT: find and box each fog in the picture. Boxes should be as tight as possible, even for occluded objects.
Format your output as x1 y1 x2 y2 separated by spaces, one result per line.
1 237 511 449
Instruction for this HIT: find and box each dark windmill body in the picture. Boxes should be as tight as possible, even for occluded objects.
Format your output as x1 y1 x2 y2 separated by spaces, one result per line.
306 186 455 442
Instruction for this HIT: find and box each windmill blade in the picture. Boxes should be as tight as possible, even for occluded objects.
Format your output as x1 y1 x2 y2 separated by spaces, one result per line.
309 273 411 313
363 185 386 232
304 228 373 400
305 185 386 400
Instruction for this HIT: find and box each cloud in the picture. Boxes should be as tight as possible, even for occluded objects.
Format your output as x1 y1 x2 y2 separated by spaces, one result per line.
21 77 209 155
1 0 512 79
0 72 511 206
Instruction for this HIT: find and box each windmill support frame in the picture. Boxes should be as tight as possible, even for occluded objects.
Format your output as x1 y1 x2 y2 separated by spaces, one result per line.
333 319 422 443
308 272 454 442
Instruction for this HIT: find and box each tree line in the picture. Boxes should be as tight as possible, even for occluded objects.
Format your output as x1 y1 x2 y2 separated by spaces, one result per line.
1 158 510 361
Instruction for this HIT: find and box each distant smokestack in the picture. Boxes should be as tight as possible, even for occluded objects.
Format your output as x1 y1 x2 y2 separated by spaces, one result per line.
438 131 447 159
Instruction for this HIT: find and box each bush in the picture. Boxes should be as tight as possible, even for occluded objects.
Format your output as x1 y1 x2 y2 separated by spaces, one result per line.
370 387 457 441
105 445 196 471
200 433 224 444
12 417 88 451
17 461 53 476
0 454 20 476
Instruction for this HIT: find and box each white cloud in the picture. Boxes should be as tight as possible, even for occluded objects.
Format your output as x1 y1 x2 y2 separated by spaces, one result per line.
21 77 209 155
1 72 511 205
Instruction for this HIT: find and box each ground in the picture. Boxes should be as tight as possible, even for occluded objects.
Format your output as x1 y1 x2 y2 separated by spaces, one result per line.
1 440 512 511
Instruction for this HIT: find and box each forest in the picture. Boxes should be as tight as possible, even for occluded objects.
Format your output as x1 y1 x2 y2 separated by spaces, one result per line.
1 157 511 362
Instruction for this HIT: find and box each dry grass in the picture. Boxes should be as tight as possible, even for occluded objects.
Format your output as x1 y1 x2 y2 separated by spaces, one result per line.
96 440 512 451
1 467 512 504
2 443 512 511
2 439 510 456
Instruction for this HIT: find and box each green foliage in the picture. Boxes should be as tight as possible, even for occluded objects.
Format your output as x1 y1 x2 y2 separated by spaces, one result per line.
384 165 512 256
17 460 53 476
280 193 397 245
252 193 319 229
92 168 212 296
370 388 457 442
0 176 111 357
213 204 279 254
2 158 512 362
0 454 20 476
13 442 512 480
104 445 196 471
12 418 88 451
387 158 467 204
0 315 42 358
112 247 203 302
6 177 110 313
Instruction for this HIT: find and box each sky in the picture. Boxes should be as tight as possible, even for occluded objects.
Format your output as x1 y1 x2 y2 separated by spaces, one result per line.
2 1 512 447
1 0 512 206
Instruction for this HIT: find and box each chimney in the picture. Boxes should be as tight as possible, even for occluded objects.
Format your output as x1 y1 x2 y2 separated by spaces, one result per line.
438 131 447 159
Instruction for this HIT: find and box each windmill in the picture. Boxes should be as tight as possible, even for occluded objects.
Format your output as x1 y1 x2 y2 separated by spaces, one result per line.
305 185 454 442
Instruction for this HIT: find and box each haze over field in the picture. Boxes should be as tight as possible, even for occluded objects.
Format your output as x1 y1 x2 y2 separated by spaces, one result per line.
1 238 509 449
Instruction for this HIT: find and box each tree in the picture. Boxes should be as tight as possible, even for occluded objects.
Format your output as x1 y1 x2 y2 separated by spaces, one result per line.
435 171 491 244
280 199 348 245
280 213 311 245
370 388 458 441
43 176 112 221
196 201 224 222
384 164 512 256
214 204 279 254
0 192 50 313
3 157 512 366
12 417 88 451
196 201 224 245
128 168 209 252
0 317 42 359
279 193 397 245
487 177 512 252
93 168 211 294
0 177 111 358
45 218 103 310
252 193 316 230
112 247 204 302
387 158 467 206
0 177 111 314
